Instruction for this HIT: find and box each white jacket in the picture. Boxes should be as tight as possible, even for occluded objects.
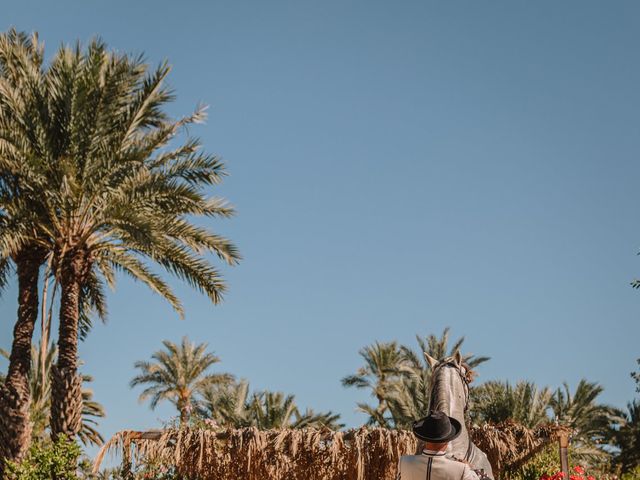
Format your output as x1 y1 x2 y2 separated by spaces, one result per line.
397 450 480 480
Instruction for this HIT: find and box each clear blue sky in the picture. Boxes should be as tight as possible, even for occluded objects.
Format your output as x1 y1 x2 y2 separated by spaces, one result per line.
1 0 639 460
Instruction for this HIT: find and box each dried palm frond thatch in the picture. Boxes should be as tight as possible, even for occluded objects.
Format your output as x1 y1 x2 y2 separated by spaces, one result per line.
470 421 570 478
95 423 566 480
95 427 418 480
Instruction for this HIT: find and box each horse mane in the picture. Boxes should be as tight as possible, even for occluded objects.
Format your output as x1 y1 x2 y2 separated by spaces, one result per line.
462 362 477 383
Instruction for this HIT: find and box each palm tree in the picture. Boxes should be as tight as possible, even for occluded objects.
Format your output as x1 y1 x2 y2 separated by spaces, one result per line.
469 380 552 428
248 390 342 430
0 29 52 466
1 342 105 446
249 391 299 429
632 359 640 393
200 380 343 430
293 408 343 430
393 328 490 427
77 383 105 447
131 337 233 424
383 369 431 429
47 42 240 441
0 36 240 440
341 341 405 424
550 379 623 461
401 327 491 373
346 329 490 428
614 400 640 473
200 379 253 427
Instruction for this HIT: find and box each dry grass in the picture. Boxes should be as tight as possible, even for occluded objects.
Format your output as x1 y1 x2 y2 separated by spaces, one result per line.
95 423 566 480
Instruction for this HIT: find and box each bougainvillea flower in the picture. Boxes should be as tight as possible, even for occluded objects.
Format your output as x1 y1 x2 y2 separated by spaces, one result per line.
587 476 595 480
574 467 585 474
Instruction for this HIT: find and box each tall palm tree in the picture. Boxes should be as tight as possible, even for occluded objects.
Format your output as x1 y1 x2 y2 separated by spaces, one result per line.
341 341 405 424
550 379 623 461
131 337 233 424
468 380 552 428
0 36 240 440
0 29 53 466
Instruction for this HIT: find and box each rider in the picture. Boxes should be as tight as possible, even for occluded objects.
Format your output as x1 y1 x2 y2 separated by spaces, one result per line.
396 410 479 480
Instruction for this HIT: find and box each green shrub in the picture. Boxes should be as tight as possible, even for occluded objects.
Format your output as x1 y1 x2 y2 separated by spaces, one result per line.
509 445 561 480
5 437 82 480
622 466 640 480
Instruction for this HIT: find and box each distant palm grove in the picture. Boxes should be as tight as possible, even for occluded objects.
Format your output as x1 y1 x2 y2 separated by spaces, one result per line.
0 30 638 480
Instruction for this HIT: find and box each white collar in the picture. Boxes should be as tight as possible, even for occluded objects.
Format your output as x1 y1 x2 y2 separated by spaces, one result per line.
422 449 447 456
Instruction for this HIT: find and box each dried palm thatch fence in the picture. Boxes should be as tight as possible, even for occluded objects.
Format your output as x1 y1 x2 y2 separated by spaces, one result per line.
94 423 569 480
470 421 571 478
95 428 417 480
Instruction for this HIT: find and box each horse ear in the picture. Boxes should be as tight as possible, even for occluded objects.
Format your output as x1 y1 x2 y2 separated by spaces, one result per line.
424 353 438 369
454 350 463 365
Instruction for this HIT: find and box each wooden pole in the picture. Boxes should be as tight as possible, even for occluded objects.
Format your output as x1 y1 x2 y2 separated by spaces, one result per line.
559 433 569 479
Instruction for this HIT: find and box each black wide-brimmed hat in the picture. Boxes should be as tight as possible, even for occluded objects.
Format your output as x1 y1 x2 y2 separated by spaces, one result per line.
412 411 462 442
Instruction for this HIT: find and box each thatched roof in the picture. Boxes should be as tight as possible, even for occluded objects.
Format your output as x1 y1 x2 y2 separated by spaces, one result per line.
95 423 567 480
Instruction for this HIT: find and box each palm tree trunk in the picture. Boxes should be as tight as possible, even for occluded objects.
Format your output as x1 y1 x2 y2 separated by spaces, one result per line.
375 392 387 416
0 249 43 470
178 394 191 425
180 408 189 425
50 252 84 440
